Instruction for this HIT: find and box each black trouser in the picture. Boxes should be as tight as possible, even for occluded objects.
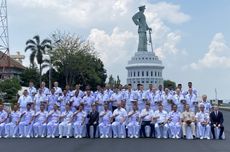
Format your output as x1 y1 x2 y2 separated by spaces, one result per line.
211 124 224 139
86 124 98 138
141 121 155 138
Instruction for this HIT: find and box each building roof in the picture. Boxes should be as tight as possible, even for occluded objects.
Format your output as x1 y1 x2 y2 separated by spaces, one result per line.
0 51 25 69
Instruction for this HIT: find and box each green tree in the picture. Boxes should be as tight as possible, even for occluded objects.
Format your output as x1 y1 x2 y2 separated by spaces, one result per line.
163 80 176 90
0 78 21 103
25 35 52 84
48 32 107 90
20 67 40 87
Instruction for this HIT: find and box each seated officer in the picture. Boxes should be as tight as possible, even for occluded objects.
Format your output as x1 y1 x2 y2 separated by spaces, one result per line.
195 104 210 139
99 103 112 138
153 104 168 138
210 105 224 139
111 101 127 138
181 104 196 139
140 102 155 138
86 103 99 138
167 104 181 139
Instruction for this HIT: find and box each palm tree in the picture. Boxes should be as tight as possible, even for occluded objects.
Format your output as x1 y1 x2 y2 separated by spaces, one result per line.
25 35 52 84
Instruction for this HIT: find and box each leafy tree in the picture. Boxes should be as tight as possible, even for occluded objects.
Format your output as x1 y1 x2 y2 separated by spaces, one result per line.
20 67 40 87
47 32 107 90
163 80 176 90
108 75 115 88
0 78 21 103
25 35 52 84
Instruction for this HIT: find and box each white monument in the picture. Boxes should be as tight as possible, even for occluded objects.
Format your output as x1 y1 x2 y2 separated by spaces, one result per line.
126 5 164 89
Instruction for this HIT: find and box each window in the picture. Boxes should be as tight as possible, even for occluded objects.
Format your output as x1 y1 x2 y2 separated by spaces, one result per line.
142 71 144 76
138 71 140 77
146 71 149 76
134 72 136 77
130 72 132 77
155 71 157 76
158 72 160 76
146 81 149 83
151 71 153 76
142 81 144 84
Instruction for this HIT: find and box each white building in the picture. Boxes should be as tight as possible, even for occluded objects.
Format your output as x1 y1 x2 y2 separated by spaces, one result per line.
126 51 164 89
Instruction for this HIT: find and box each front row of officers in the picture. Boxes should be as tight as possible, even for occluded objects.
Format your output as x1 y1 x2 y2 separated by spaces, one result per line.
0 101 224 140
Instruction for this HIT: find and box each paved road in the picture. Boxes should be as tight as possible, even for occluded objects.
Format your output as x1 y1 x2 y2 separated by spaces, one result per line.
0 111 229 152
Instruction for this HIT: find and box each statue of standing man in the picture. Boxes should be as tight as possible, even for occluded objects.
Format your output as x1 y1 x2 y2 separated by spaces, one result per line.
132 5 152 52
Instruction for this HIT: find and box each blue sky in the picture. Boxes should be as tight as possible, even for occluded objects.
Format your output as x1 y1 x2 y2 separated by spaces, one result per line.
6 0 230 99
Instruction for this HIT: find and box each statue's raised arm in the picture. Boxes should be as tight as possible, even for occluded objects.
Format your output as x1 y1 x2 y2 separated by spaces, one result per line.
132 5 151 52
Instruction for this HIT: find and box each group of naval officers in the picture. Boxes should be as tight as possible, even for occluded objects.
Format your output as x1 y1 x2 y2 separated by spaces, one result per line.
0 81 225 140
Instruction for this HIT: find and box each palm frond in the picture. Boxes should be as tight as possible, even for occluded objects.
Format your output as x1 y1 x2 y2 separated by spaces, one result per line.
33 35 40 45
41 39 52 45
25 45 36 52
26 39 36 45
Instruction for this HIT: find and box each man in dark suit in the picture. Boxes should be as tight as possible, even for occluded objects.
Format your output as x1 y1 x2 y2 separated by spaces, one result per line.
210 105 224 139
86 103 99 138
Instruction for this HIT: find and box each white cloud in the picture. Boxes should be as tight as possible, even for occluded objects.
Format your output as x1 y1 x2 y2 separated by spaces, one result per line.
190 33 230 69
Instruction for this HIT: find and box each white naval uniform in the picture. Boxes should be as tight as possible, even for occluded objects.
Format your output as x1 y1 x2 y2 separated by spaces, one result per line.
0 110 8 137
18 95 33 111
168 111 181 138
99 110 112 137
59 111 73 137
47 94 58 112
70 95 82 112
33 111 48 137
145 91 157 111
82 95 95 114
154 110 168 138
47 110 61 137
72 89 85 98
137 90 147 111
199 101 212 113
127 110 140 137
73 111 86 137
124 90 135 112
34 93 47 112
182 88 198 97
110 92 122 109
58 95 70 112
41 87 50 96
5 110 21 137
160 93 173 112
19 110 35 137
185 93 197 112
172 94 185 112
54 87 62 96
195 111 210 139
112 108 127 138
28 86 37 100
95 92 109 112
